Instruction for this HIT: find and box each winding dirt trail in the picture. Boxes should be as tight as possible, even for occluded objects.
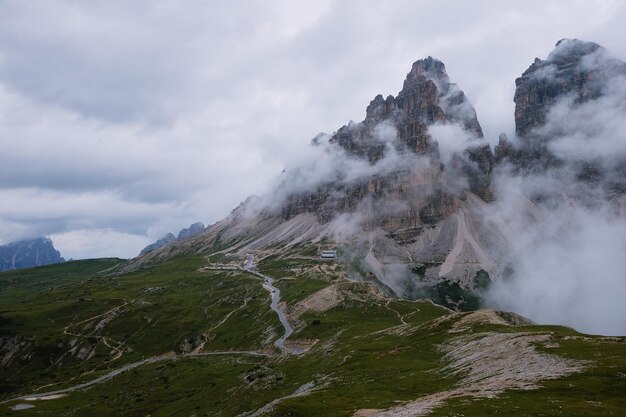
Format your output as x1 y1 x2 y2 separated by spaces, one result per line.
383 301 408 325
192 298 251 354
58 300 133 364
4 256 307 406
243 255 303 355
2 351 269 405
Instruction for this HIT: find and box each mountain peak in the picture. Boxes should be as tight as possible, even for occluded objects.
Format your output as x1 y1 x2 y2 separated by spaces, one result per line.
519 38 607 82
551 38 602 61
0 237 65 272
177 222 205 240
140 233 176 255
283 55 494 227
515 39 626 138
398 57 452 102
140 221 205 256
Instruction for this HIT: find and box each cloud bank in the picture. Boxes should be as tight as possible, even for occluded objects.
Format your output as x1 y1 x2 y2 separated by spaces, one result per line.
484 52 626 336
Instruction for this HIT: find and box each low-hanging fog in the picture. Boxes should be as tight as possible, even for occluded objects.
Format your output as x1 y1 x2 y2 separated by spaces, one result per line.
484 55 626 336
485 201 626 335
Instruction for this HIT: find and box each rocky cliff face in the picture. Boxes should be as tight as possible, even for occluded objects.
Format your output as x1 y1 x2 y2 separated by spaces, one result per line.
515 40 603 138
492 38 626 222
140 222 205 255
140 233 176 255
177 222 205 240
280 57 494 235
501 39 626 175
0 238 65 272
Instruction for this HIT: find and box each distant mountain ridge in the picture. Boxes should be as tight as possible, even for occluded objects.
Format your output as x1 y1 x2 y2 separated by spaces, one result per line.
140 222 205 255
0 237 65 272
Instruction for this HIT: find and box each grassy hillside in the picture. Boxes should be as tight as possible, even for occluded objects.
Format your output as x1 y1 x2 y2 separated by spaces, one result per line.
0 254 624 416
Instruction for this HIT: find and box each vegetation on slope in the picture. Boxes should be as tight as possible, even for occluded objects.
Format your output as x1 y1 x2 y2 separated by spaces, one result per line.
0 254 624 416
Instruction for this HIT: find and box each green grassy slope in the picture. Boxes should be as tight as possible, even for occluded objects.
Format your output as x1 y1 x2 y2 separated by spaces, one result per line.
0 255 624 416
0 257 281 399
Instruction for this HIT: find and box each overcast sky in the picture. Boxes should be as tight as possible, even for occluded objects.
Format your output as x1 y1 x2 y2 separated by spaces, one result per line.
1 0 625 259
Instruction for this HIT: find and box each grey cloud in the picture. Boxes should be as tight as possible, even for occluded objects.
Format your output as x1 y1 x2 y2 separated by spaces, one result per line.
482 48 626 335
542 81 626 169
0 1 280 124
485 200 626 335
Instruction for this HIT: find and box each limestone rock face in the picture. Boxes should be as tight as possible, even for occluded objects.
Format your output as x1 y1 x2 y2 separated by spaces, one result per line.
140 233 176 255
515 39 608 138
494 133 516 164
0 238 65 272
508 39 626 174
141 222 206 255
281 57 493 233
464 144 495 202
177 222 205 240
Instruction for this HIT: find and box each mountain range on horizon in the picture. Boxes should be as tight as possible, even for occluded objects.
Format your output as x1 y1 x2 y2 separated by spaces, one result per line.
0 237 64 272
139 222 205 255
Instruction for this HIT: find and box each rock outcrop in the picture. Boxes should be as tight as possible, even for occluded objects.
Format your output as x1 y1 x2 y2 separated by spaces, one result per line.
177 222 205 240
493 133 516 164
502 39 626 174
280 57 494 234
515 39 616 138
0 238 65 272
140 222 205 255
140 233 176 255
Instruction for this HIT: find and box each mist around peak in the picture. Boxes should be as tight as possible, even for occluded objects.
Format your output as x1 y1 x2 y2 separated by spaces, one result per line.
484 40 626 335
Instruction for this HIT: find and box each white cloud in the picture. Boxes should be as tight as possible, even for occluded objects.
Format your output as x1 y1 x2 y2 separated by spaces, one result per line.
482 51 626 335
542 77 626 167
51 229 152 260
486 204 626 336
428 123 477 165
